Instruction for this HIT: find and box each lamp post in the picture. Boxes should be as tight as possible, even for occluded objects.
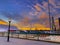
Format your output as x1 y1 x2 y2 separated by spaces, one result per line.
7 20 11 42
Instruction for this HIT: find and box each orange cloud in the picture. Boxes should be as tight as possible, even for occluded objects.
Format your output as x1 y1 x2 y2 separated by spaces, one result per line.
38 12 49 19
13 21 49 30
15 22 50 30
0 19 8 25
20 17 31 25
14 11 50 30
32 23 50 30
34 3 41 12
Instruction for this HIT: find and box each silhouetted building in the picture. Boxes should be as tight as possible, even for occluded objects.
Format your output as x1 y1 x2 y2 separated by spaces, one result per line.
58 18 60 29
56 18 60 34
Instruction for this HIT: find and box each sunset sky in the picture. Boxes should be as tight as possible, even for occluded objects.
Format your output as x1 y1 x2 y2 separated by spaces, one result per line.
0 0 60 30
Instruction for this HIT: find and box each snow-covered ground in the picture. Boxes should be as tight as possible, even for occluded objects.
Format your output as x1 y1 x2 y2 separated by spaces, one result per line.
0 37 60 45
0 32 60 43
44 36 60 42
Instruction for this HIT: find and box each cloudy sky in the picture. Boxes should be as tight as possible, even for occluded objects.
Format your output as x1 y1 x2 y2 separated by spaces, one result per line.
0 0 60 30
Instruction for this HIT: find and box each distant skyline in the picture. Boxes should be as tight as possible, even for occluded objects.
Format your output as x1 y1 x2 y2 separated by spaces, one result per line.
0 0 60 30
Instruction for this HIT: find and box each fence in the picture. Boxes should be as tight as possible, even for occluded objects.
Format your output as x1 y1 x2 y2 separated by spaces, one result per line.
0 30 60 42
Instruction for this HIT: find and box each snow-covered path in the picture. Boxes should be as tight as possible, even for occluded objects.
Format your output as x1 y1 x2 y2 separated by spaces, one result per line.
0 37 60 45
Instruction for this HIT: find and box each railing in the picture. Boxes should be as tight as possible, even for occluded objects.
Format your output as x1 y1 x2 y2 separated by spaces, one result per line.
0 30 60 42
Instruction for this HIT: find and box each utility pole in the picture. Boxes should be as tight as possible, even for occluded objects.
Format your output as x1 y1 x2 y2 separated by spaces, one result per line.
48 0 52 30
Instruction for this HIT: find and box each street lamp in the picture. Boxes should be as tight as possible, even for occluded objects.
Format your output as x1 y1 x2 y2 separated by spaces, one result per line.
7 19 11 42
